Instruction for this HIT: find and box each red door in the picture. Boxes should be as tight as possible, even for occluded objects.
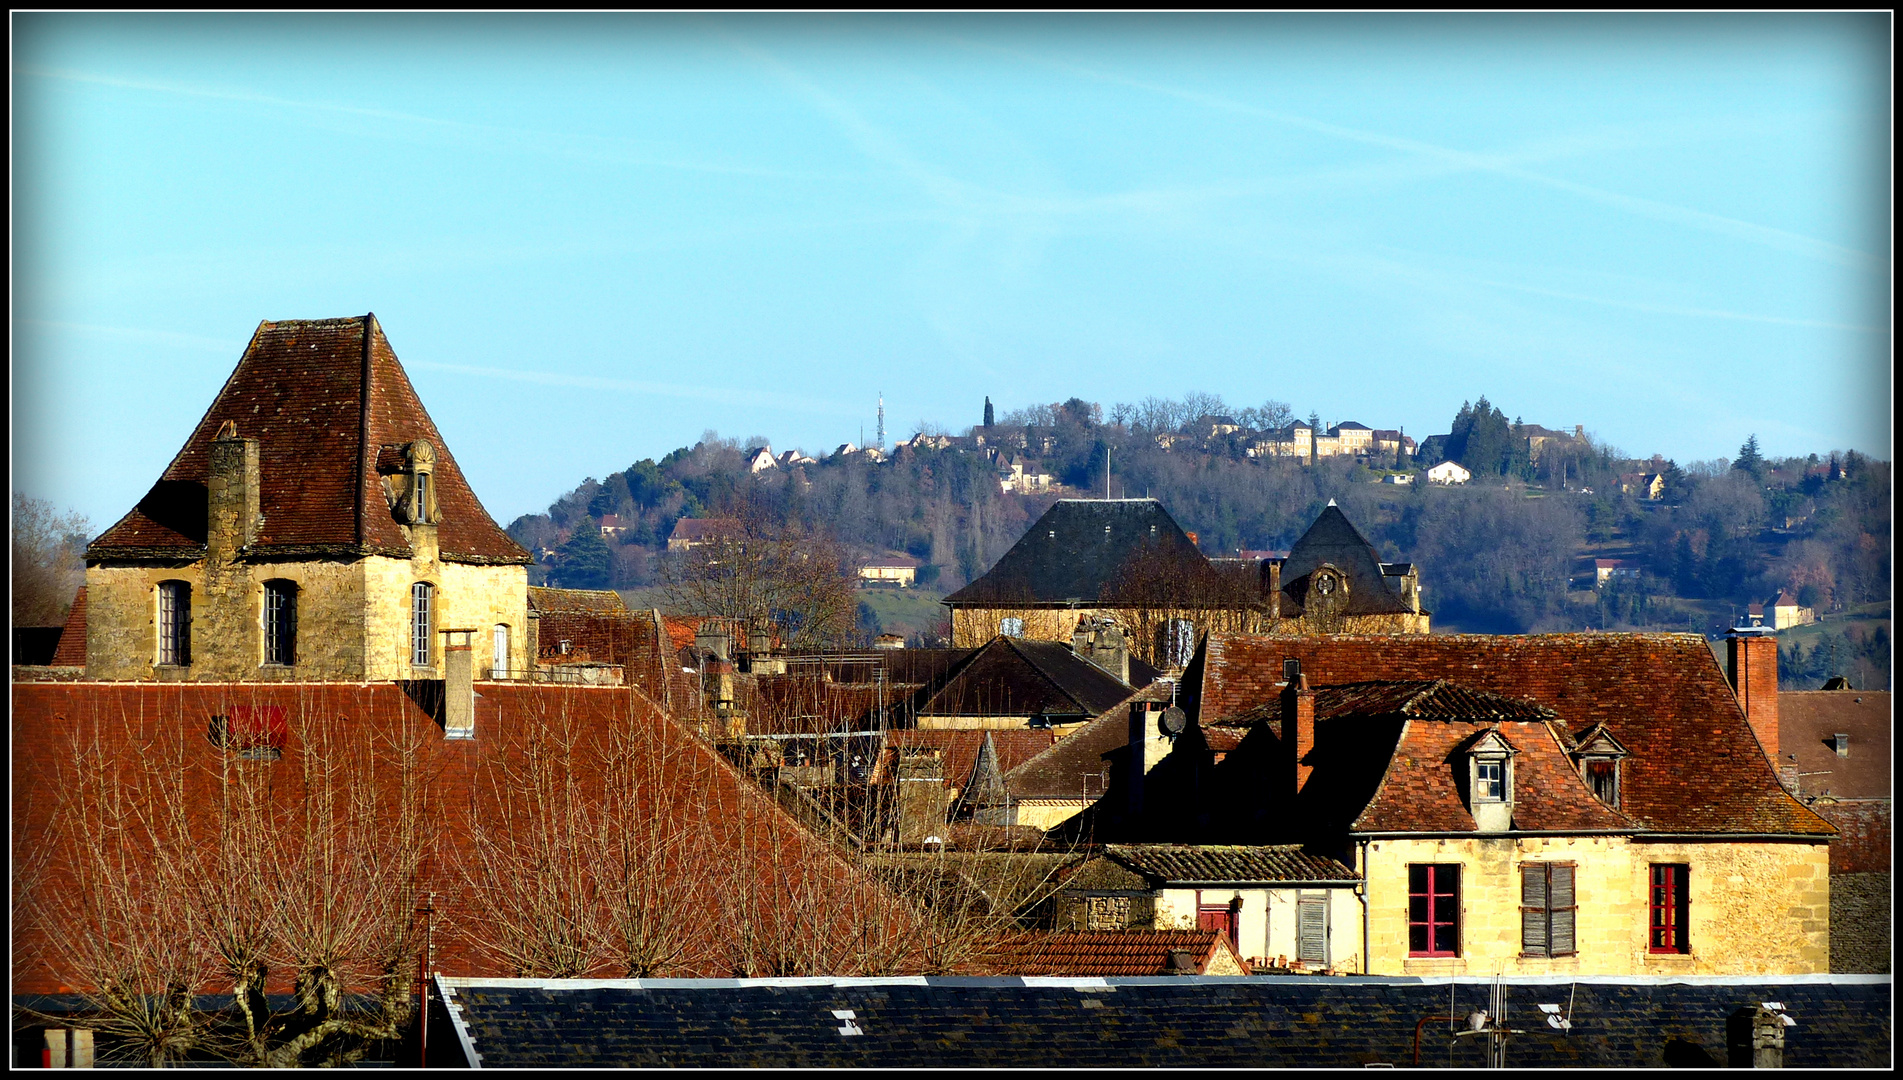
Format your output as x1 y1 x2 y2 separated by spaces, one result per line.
1198 898 1241 953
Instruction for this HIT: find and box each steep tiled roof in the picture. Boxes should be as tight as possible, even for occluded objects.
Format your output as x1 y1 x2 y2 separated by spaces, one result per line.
1194 634 1833 837
49 588 88 667
1003 682 1171 800
880 729 1059 793
431 974 1893 1068
1221 680 1555 728
944 500 1232 607
1347 718 1638 833
88 315 527 565
1103 845 1357 884
987 930 1240 977
1278 504 1413 616
919 637 1135 720
1780 690 1890 800
527 586 629 615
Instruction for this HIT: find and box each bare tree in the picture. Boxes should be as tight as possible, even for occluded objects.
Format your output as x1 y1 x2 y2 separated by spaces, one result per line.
658 499 860 650
11 493 89 626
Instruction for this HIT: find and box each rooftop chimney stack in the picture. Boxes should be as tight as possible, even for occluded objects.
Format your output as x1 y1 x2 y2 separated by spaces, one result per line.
207 420 261 560
1726 626 1780 764
442 629 476 737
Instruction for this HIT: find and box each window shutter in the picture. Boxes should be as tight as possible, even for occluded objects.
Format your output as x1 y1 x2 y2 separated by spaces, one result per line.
1521 864 1549 955
1551 865 1577 956
1298 896 1327 963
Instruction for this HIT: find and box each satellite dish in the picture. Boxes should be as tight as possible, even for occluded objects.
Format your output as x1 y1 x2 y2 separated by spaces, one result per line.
1159 706 1187 736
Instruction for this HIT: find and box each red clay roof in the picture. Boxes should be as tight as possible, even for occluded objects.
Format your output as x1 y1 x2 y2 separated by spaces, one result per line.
987 930 1238 977
48 588 88 667
1780 690 1890 800
1195 633 1832 837
89 315 527 565
880 729 1061 792
1349 718 1638 833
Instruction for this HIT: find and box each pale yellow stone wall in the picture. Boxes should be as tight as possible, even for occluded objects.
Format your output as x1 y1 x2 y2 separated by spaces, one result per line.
1360 836 1829 977
86 555 527 683
950 605 1428 663
1153 886 1359 971
1012 799 1085 832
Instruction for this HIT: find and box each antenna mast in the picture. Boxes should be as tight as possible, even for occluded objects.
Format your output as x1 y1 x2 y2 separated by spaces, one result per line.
877 391 885 451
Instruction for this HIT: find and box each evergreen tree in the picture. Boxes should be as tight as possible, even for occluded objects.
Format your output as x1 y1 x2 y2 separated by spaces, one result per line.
983 397 994 428
1673 532 1698 597
555 526 613 589
1733 434 1765 480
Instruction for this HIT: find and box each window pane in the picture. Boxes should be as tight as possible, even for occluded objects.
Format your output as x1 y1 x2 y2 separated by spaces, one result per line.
1408 924 1428 953
1433 923 1458 954
1409 894 1428 923
1409 865 1428 892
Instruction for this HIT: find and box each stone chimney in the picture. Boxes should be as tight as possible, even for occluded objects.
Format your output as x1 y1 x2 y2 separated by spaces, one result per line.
1726 627 1779 763
1287 672 1316 793
1126 700 1169 821
1073 619 1130 684
1264 559 1284 620
896 749 950 846
442 629 476 737
207 421 260 561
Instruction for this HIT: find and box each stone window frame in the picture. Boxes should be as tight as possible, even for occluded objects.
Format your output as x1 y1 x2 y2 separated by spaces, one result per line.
156 580 192 667
405 440 438 526
411 581 436 668
262 579 298 667
1465 730 1517 809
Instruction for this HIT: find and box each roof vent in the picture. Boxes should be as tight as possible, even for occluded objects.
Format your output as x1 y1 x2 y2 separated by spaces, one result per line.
1165 948 1199 974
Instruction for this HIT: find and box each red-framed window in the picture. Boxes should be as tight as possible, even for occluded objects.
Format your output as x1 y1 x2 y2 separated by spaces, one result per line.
1408 864 1460 957
1649 863 1690 954
1197 893 1241 954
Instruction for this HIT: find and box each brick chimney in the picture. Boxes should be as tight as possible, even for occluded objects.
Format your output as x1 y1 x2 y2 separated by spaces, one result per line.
1726 627 1779 763
1283 669 1316 793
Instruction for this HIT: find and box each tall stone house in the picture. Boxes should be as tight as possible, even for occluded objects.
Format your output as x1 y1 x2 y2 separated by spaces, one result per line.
80 314 533 682
943 499 1426 670
1081 628 1835 976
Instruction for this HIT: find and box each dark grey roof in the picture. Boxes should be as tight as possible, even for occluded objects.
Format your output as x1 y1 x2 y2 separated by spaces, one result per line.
1003 681 1171 800
1280 504 1414 616
944 499 1232 607
431 974 1892 1068
916 637 1135 719
1103 844 1358 884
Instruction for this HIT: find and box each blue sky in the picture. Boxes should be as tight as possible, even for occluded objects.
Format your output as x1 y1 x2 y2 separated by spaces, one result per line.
12 14 1891 532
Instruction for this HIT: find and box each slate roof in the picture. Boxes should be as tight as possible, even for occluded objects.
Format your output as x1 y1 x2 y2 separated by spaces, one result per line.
1278 504 1414 616
431 974 1892 1069
878 729 1061 794
987 930 1240 977
918 637 1136 720
1780 690 1891 800
943 499 1233 607
89 315 528 565
1103 844 1358 884
1192 633 1834 837
1003 681 1173 801
1221 679 1556 728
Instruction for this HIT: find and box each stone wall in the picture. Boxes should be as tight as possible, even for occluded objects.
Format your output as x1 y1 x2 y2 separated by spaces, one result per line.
1827 871 1890 974
1362 835 1830 976
1152 886 1358 971
1811 799 1890 873
949 605 1428 667
85 555 527 683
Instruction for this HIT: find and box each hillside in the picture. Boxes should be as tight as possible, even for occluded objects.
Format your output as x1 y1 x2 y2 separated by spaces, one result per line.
509 395 1890 689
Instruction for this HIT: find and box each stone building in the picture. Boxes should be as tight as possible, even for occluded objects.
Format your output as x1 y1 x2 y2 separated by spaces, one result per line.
943 499 1426 670
1089 629 1836 976
79 315 532 682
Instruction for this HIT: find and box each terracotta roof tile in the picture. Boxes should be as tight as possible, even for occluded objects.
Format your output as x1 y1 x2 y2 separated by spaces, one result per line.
1780 690 1890 800
1196 633 1832 837
1103 844 1357 883
89 315 527 565
986 930 1239 977
48 588 88 667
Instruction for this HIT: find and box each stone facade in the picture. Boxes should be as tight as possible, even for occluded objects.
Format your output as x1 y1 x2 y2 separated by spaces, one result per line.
1152 886 1358 971
84 556 528 683
1362 836 1830 977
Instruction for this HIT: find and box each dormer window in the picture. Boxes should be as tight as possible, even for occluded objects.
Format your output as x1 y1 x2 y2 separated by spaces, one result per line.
405 440 437 525
1569 724 1630 810
1464 728 1517 832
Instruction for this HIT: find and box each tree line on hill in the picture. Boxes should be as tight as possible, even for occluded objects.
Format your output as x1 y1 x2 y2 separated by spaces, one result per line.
512 394 1872 692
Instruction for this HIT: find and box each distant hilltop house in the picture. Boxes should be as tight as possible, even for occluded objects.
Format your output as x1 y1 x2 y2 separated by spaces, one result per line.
1766 590 1817 630
598 514 629 539
1522 423 1585 463
1425 461 1471 485
1245 421 1412 462
858 553 922 588
1620 472 1666 500
999 454 1054 494
745 446 778 473
777 448 818 468
942 499 1427 670
1594 558 1640 586
666 517 738 552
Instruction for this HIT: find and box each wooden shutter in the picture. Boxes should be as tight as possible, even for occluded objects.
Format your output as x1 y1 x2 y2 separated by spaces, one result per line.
1550 865 1577 956
1298 896 1327 963
1521 864 1548 955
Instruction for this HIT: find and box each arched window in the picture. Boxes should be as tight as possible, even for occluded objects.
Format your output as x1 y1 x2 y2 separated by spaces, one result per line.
157 580 192 666
411 582 434 667
263 580 298 666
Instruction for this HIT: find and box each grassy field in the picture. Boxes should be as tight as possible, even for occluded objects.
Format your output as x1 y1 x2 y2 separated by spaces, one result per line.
854 586 950 641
